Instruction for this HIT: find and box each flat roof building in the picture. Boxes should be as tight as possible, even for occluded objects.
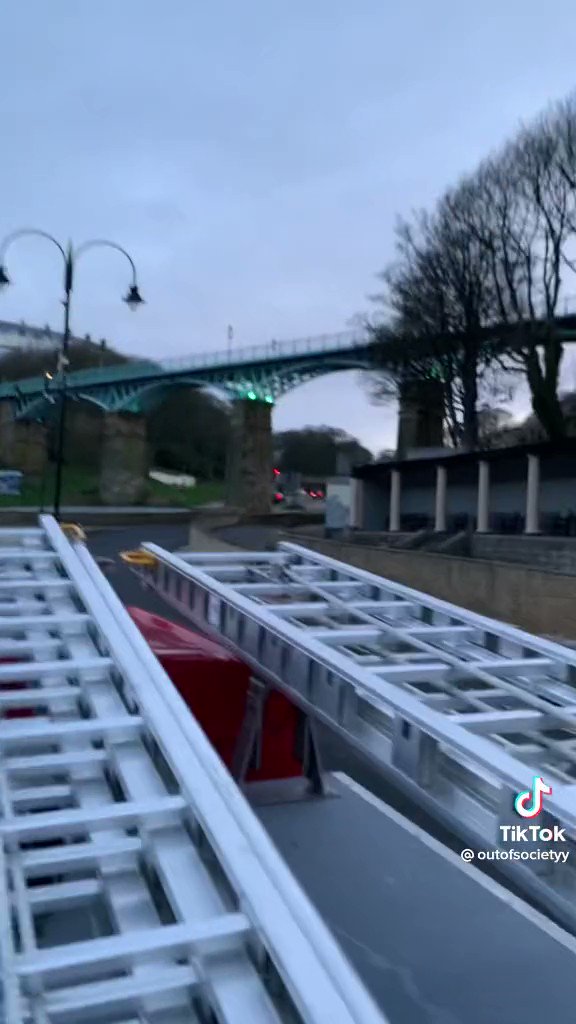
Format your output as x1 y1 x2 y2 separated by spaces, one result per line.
351 440 576 537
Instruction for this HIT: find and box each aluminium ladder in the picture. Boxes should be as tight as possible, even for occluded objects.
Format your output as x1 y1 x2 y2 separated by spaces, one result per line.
0 517 387 1024
126 539 576 933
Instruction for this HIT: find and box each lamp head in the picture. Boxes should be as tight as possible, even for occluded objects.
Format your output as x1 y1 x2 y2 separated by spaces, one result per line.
123 284 144 311
0 265 11 292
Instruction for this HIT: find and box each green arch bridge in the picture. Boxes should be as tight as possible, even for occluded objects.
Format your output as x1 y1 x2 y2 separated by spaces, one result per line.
1 315 575 511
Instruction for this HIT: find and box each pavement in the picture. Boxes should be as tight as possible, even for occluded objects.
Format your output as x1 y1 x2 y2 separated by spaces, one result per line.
3 505 191 515
212 522 284 550
186 525 242 553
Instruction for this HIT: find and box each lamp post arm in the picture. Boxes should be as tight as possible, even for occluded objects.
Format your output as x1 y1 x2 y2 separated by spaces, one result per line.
0 228 67 266
73 239 138 285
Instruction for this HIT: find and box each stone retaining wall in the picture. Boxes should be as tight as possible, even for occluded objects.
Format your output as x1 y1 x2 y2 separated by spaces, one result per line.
288 533 576 639
472 534 576 575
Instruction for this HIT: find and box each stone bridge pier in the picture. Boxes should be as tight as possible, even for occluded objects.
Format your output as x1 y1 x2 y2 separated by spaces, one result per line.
99 412 149 506
0 404 150 506
0 403 48 477
396 379 445 457
226 398 273 514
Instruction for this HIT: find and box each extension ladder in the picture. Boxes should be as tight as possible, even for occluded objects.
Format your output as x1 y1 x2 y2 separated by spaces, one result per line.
0 517 386 1024
125 539 576 933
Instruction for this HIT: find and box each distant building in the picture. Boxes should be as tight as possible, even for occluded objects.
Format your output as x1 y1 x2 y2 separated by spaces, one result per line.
351 440 576 536
0 319 107 353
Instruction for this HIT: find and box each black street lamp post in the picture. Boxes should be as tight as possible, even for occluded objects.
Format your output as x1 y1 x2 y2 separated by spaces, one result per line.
0 230 144 519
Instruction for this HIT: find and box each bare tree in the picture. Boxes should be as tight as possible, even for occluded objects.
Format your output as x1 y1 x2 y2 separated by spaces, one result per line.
460 110 573 438
368 93 576 445
369 181 496 449
477 405 516 447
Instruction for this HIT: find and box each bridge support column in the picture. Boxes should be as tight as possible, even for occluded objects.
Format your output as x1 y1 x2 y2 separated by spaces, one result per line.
0 404 48 476
16 421 48 476
396 379 444 458
226 399 272 514
99 412 149 506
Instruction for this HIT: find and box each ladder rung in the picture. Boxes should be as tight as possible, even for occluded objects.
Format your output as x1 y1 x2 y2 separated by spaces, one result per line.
0 578 72 591
264 602 330 616
180 551 289 564
0 612 90 632
0 685 78 708
4 748 108 775
44 964 199 1018
0 638 60 656
0 715 143 746
311 580 366 592
0 795 187 841
468 657 555 676
27 878 103 911
17 912 251 977
235 582 312 595
452 709 546 732
0 602 62 618
370 662 448 681
307 628 382 644
354 600 414 612
0 550 57 561
11 785 72 810
0 528 43 540
20 837 143 876
0 655 111 682
402 625 476 638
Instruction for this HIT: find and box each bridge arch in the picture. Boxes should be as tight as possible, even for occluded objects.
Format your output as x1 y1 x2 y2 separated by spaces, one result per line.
0 330 380 510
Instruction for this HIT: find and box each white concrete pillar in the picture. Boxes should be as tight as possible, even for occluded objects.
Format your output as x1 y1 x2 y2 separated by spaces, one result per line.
349 478 365 529
525 454 540 534
389 469 401 532
476 460 490 533
434 465 447 532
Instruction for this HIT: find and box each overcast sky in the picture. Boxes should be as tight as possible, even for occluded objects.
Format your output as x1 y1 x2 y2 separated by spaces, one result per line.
1 1 576 452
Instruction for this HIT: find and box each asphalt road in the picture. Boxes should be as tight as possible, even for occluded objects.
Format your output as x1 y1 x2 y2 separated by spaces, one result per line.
88 523 192 622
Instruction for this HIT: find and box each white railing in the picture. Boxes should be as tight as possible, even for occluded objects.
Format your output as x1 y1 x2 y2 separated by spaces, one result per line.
158 329 367 372
0 329 370 395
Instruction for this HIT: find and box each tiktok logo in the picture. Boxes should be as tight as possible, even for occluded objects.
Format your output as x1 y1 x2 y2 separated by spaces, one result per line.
514 776 552 819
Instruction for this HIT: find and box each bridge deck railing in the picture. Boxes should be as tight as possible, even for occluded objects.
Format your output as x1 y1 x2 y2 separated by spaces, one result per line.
0 329 370 397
